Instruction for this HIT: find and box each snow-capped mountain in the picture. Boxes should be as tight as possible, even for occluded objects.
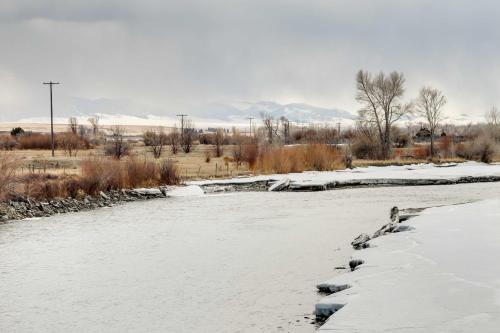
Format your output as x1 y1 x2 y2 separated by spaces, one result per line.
16 98 485 128
17 100 357 127
190 101 356 125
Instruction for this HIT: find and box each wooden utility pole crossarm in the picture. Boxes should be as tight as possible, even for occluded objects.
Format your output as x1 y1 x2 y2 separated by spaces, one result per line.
176 114 188 136
43 81 60 157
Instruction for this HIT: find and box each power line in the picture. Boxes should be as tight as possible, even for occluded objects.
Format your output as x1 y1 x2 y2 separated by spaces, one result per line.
43 81 60 157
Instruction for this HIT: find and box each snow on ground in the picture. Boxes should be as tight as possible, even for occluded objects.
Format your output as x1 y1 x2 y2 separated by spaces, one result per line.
191 162 500 188
131 188 163 196
165 185 204 197
316 199 500 332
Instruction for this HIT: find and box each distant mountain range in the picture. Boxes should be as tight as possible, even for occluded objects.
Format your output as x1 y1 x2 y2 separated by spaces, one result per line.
17 100 358 127
190 101 356 124
15 99 485 128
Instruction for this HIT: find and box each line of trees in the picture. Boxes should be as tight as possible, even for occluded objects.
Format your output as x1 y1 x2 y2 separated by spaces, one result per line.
356 69 447 159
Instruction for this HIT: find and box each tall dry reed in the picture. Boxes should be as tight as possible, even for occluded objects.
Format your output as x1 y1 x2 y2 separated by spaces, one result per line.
254 144 343 174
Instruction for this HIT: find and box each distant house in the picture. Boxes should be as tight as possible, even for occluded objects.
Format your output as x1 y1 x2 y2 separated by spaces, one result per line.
414 127 431 142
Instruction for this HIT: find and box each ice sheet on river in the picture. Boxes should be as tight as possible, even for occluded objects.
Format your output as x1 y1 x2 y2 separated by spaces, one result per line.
166 185 204 197
190 162 500 189
317 199 500 332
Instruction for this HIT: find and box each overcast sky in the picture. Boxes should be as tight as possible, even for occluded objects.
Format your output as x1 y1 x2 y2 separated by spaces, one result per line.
1 0 499 122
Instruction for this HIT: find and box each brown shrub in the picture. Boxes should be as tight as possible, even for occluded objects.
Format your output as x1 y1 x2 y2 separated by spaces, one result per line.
198 133 215 145
18 133 54 149
455 143 467 159
412 145 430 159
232 145 244 167
254 144 342 174
0 135 17 150
457 135 497 163
475 136 496 163
124 158 158 188
80 158 125 194
64 177 82 198
242 144 258 169
352 135 380 159
304 144 342 171
439 136 453 158
160 159 180 185
0 152 20 199
21 174 66 200
33 180 66 200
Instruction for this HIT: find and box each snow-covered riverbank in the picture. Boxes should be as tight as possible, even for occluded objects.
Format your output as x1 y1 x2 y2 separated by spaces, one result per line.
191 162 500 191
316 199 500 332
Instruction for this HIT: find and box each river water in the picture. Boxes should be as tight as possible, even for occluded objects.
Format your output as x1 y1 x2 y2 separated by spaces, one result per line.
1 183 500 333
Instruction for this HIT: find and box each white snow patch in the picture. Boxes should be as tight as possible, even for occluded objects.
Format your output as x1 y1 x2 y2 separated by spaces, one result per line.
268 178 290 192
166 185 204 197
317 199 500 332
131 188 163 196
190 162 500 188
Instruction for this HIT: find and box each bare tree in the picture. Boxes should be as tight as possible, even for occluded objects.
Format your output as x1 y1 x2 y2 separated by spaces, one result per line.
105 126 130 159
356 70 412 159
214 128 224 157
68 117 78 134
88 116 100 136
181 120 195 153
416 86 447 157
485 106 500 141
280 116 290 144
143 128 168 158
168 126 180 154
78 125 87 139
58 132 80 157
232 143 244 169
261 113 279 144
485 106 499 126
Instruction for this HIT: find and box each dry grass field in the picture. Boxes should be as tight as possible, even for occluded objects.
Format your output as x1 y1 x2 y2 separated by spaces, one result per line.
11 143 470 182
11 144 253 180
0 123 175 136
1 122 493 184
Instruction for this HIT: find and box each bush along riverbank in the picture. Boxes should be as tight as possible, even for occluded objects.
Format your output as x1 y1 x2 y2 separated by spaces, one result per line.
0 188 167 223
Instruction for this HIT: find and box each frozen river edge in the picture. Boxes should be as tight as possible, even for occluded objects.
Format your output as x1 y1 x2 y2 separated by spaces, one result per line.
200 174 500 192
195 162 500 192
4 162 500 224
315 200 500 332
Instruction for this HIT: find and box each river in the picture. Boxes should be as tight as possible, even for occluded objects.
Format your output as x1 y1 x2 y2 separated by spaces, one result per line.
1 183 500 332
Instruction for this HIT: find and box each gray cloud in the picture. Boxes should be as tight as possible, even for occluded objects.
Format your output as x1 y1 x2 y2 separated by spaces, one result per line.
0 0 498 122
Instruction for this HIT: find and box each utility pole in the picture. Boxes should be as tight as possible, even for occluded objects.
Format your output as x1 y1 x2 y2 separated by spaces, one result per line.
43 81 60 157
176 114 188 138
337 122 341 147
247 117 254 137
